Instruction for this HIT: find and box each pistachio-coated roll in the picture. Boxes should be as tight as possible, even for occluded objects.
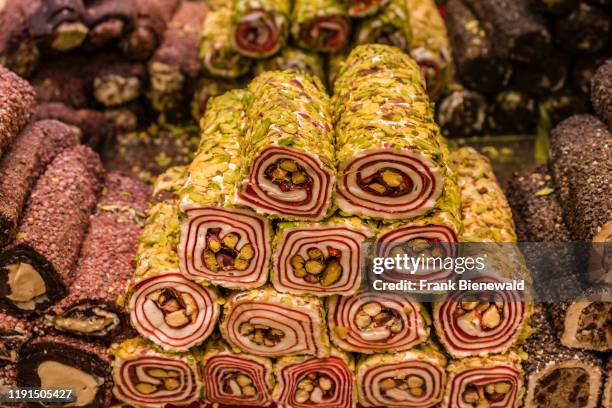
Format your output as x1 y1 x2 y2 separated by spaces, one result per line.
111 337 201 408
355 0 411 52
347 0 389 17
332 44 454 220
179 90 272 289
291 0 350 53
273 348 356 408
234 70 336 221
200 340 275 406
254 46 326 82
232 0 290 58
220 288 330 358
357 345 447 408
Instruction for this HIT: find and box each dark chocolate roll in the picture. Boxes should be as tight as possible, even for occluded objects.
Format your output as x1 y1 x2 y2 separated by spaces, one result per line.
486 89 538 134
90 55 146 108
0 312 33 365
0 65 37 156
148 1 207 115
554 2 611 54
27 0 89 52
30 55 93 108
522 305 604 408
0 120 79 249
462 0 551 63
0 145 105 315
446 0 513 92
528 0 579 14
84 0 138 48
0 0 41 77
549 114 612 241
591 57 612 129
42 172 150 341
513 51 568 95
17 334 112 407
541 89 589 126
572 49 610 95
436 88 487 138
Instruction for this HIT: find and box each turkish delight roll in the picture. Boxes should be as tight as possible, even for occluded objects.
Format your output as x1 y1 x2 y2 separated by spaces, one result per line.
42 172 149 341
332 44 453 220
111 337 201 408
347 0 389 17
271 217 374 296
220 288 330 358
84 0 138 48
254 47 325 82
272 348 356 408
179 90 272 289
554 3 610 54
0 120 78 248
327 292 430 354
91 56 146 108
436 88 487 138
0 145 104 314
0 65 36 156
442 353 524 408
0 312 32 365
200 340 275 406
355 0 411 52
232 0 290 58
486 90 538 135
26 0 89 52
234 70 336 221
356 345 447 408
548 300 612 351
592 58 612 130
17 334 113 407
291 0 350 53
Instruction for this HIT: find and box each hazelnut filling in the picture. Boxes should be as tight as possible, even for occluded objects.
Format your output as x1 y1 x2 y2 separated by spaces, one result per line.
133 367 181 395
294 373 336 404
354 301 404 341
358 168 412 197
51 306 119 335
455 298 504 332
221 371 258 398
576 302 612 347
239 322 285 347
5 263 48 310
203 228 255 273
290 246 342 287
534 368 589 407
462 381 512 407
264 159 312 192
379 373 426 399
146 288 199 329
38 361 100 407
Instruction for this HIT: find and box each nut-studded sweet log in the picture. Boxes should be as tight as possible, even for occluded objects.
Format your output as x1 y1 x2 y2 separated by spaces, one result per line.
461 0 551 63
0 0 41 77
17 334 113 407
513 51 568 96
486 90 538 135
0 145 104 315
0 312 32 365
42 172 149 341
446 0 512 93
180 90 272 290
200 340 275 406
355 0 411 52
0 120 78 249
291 0 351 53
232 0 290 58
548 299 612 351
91 55 146 108
220 288 330 358
111 337 201 408
554 2 611 55
522 306 603 408
0 65 36 156
332 45 453 220
253 47 325 82
549 115 612 241
347 0 389 17
191 77 244 120
592 58 612 130
83 0 137 49
148 1 207 115
272 348 357 408
442 352 524 408
26 0 89 52
327 292 431 354
356 345 447 408
271 217 374 296
234 70 336 221
30 55 92 109
436 88 487 138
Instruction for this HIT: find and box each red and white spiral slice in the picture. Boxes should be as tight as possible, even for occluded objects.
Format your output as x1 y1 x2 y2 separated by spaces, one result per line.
129 272 219 351
337 149 444 220
272 224 371 296
179 204 271 289
443 362 522 408
433 277 527 358
328 292 429 353
376 223 458 285
112 354 201 408
203 353 273 406
300 16 351 53
234 10 285 58
234 146 335 221
274 356 354 408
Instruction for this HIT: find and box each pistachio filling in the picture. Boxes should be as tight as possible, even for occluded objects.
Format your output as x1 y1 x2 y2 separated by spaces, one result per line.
51 307 119 334
576 302 612 347
290 246 342 286
93 75 141 106
389 238 447 259
133 367 181 395
264 159 312 192
146 288 199 329
203 228 255 272
150 61 184 94
354 301 404 341
455 298 504 332
239 322 285 347
222 371 257 398
358 168 412 197
462 381 512 407
5 263 48 310
294 373 335 404
534 368 589 407
38 361 100 407
379 373 426 399
51 22 89 51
